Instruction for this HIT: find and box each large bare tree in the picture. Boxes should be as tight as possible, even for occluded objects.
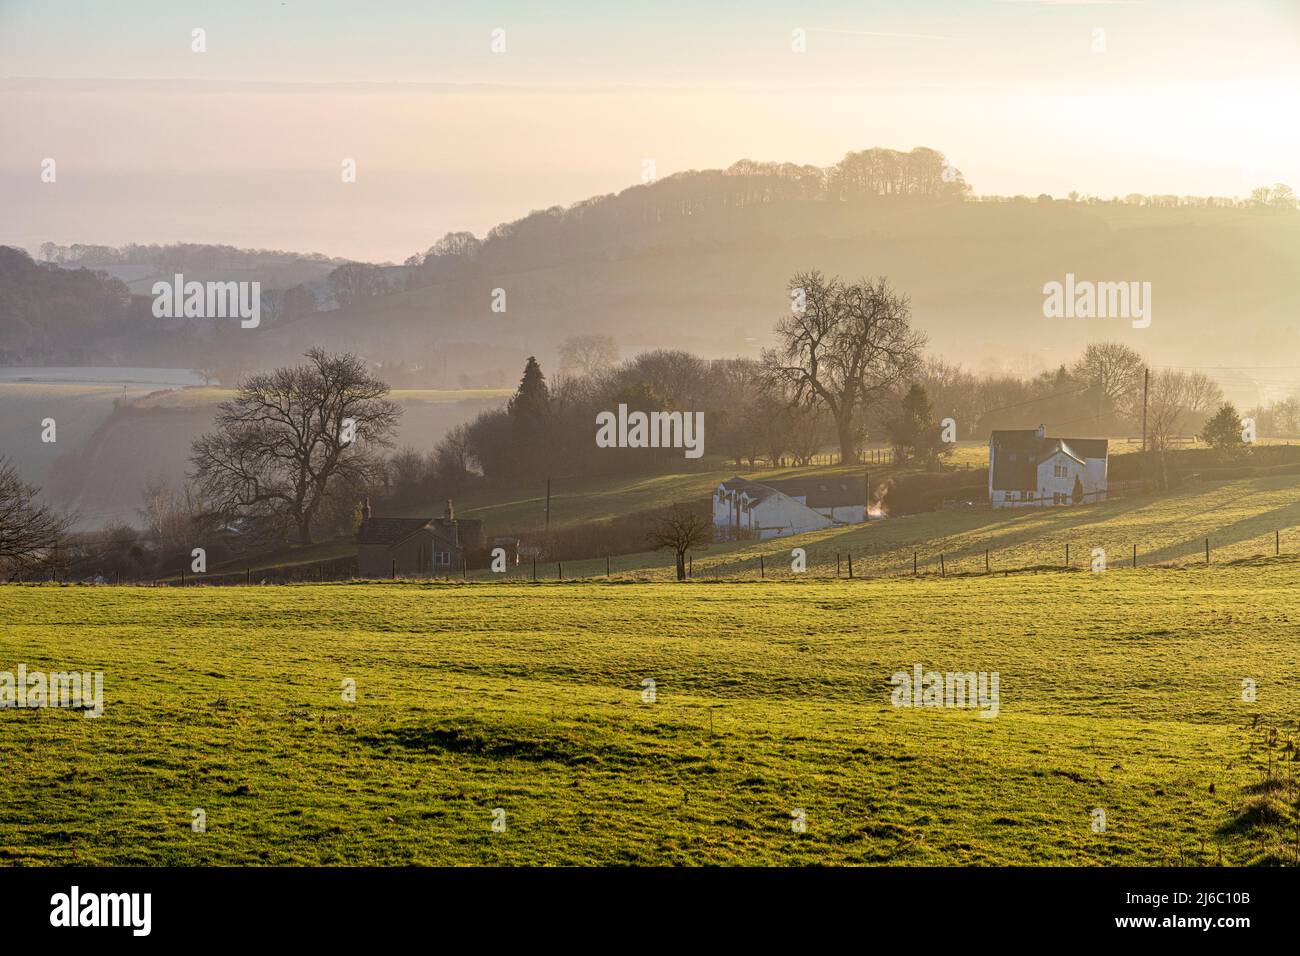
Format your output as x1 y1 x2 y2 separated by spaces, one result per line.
764 271 925 463
1070 342 1146 424
190 349 400 544
0 458 68 575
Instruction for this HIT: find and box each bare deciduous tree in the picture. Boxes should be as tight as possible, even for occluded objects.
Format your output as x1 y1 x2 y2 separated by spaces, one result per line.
558 334 620 379
1070 342 1145 422
190 349 400 544
0 458 68 575
647 506 711 581
764 271 925 463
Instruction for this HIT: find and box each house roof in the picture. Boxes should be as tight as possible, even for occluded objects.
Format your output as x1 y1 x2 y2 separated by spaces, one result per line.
358 517 434 546
763 476 866 509
358 514 485 548
989 430 1107 491
717 476 781 505
718 475 865 509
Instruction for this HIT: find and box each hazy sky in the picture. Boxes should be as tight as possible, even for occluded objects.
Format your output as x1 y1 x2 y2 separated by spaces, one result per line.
2 0 1298 261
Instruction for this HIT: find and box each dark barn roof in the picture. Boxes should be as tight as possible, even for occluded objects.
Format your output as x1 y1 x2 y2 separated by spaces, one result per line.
718 475 865 509
763 476 866 509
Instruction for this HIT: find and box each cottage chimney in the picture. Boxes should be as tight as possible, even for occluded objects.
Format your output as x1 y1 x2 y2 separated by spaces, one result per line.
445 499 458 546
1035 423 1046 439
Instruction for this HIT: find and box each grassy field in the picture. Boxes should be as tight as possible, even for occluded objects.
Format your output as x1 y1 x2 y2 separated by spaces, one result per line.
428 446 934 533
477 472 1300 582
2 563 1298 866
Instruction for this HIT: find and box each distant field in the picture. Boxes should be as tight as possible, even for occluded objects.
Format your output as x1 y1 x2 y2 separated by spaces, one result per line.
2 565 1297 865
127 386 514 409
0 382 156 484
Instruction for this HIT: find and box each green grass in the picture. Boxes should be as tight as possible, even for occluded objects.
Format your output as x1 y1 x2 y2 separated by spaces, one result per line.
3 563 1299 865
432 452 918 533
479 473 1300 583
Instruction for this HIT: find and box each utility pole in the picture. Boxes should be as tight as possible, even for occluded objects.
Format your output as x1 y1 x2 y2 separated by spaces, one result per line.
544 478 551 533
1141 367 1150 454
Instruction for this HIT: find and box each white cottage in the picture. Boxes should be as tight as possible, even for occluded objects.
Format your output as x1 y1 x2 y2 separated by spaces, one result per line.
988 425 1108 508
713 475 868 540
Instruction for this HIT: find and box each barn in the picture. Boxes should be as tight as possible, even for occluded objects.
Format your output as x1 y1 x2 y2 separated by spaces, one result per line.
712 475 868 540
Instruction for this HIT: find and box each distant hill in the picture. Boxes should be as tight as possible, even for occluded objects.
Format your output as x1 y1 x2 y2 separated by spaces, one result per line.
6 148 1298 395
270 187 1300 391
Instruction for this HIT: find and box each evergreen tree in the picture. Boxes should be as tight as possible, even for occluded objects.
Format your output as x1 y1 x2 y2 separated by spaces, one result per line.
1200 402 1246 458
886 384 946 467
507 357 551 478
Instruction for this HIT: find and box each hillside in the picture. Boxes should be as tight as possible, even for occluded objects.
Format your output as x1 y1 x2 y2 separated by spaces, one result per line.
3 565 1297 864
269 199 1300 401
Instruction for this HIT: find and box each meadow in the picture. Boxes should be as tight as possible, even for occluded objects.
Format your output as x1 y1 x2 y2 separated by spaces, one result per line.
2 562 1298 866
473 472 1300 583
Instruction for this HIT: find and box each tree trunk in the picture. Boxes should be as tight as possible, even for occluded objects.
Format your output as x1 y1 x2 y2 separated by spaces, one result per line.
675 552 686 581
836 416 858 465
297 519 313 545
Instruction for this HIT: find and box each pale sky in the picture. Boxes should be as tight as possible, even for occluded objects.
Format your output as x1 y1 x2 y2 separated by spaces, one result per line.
2 0 1297 261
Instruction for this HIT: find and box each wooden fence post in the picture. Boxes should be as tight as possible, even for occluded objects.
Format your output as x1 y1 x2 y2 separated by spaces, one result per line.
760 555 765 579
985 549 989 574
391 559 396 580
558 562 563 580
913 551 918 576
836 552 841 576
1205 538 1210 564
940 553 945 577
606 555 611 577
847 554 853 579
1132 544 1136 568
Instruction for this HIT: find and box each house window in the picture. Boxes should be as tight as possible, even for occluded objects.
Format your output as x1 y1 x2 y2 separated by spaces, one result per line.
1026 491 1035 501
1053 463 1066 478
435 551 450 566
1053 492 1063 504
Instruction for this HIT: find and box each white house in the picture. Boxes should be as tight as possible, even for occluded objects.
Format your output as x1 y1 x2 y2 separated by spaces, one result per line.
713 475 868 539
988 425 1108 508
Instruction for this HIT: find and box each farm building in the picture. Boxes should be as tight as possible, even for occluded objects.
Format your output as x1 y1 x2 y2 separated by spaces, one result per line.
713 475 868 540
357 499 486 577
988 425 1108 508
